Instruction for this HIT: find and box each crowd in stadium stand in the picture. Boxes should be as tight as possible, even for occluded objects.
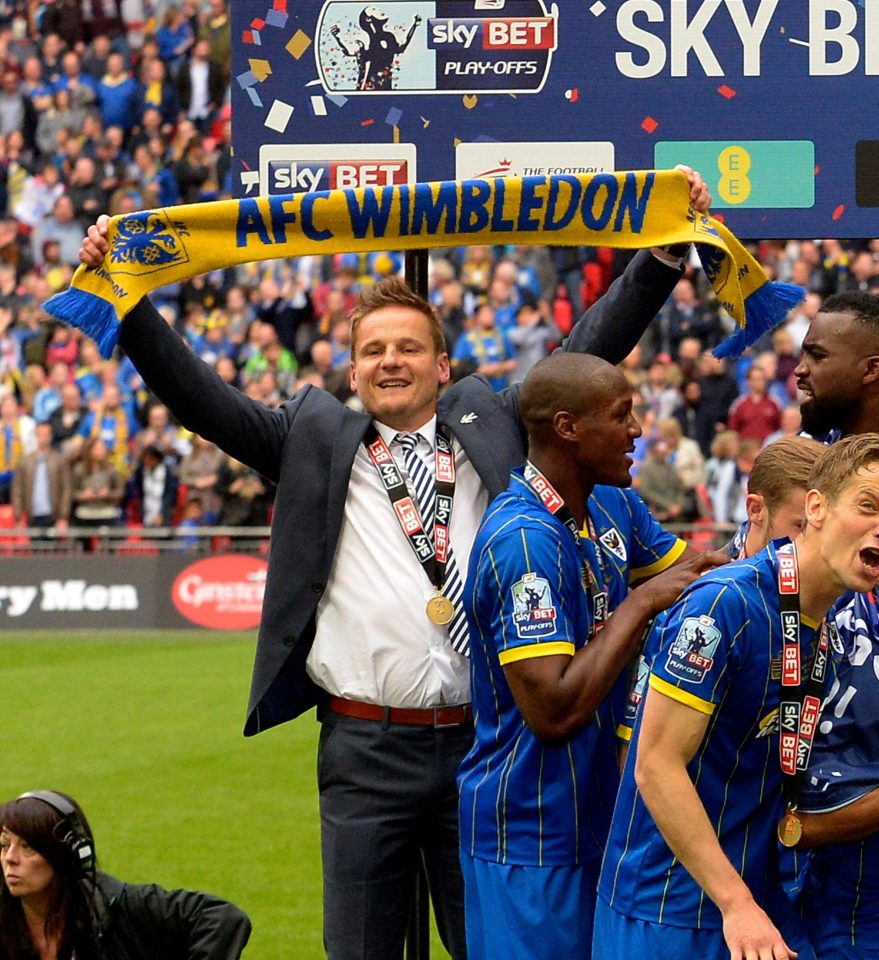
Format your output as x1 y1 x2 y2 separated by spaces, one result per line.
0 0 876 542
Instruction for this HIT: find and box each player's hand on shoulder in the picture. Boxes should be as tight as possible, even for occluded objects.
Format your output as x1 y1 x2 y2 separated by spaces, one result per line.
679 549 730 575
634 550 728 617
79 214 110 268
722 898 797 960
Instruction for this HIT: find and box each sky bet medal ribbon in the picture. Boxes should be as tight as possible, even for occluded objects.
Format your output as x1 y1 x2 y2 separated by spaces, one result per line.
774 543 830 849
363 426 459 627
521 461 608 637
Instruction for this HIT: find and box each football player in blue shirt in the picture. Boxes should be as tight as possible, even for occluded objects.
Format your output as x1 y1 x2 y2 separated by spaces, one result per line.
789 290 879 958
595 432 879 960
618 435 826 751
458 352 726 959
795 590 879 958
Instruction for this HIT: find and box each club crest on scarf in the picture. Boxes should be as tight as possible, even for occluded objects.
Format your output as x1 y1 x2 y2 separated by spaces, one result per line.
109 212 191 275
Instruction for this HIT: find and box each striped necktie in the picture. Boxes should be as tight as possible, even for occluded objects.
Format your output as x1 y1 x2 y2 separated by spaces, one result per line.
394 432 470 657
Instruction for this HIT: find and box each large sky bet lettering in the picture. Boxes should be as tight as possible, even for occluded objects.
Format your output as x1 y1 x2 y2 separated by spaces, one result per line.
614 0 878 78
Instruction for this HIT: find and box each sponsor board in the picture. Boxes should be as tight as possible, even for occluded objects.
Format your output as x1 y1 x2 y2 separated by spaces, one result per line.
259 144 416 197
234 1 873 238
455 141 614 181
0 555 268 630
172 555 267 630
315 0 557 95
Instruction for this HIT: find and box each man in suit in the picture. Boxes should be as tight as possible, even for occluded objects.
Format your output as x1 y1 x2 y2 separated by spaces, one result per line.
78 170 709 960
11 420 71 533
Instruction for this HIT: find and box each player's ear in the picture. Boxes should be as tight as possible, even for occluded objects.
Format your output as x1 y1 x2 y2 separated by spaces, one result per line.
552 410 578 442
863 355 879 386
803 488 827 529
745 493 766 527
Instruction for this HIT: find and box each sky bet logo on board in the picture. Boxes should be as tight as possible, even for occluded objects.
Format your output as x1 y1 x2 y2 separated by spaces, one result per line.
428 17 556 51
316 0 558 96
268 160 410 194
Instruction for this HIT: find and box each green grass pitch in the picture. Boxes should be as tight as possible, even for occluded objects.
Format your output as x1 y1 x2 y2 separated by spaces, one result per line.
2 631 449 958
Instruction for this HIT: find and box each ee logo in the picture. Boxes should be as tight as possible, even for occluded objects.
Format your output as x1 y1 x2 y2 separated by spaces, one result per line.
717 145 752 205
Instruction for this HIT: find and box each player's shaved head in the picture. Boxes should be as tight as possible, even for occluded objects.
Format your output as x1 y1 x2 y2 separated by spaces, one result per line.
521 353 625 445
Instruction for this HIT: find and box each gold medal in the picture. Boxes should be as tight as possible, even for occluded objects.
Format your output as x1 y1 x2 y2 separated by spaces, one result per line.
426 594 455 626
777 810 803 848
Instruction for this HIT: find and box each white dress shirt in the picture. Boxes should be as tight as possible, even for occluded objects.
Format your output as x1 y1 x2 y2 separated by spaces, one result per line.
306 416 487 707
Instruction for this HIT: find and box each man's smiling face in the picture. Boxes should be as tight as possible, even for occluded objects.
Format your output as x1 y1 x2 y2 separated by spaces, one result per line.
350 306 450 432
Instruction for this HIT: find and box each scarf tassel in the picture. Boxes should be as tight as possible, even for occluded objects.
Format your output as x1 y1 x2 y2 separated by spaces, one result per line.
713 281 806 360
44 288 121 360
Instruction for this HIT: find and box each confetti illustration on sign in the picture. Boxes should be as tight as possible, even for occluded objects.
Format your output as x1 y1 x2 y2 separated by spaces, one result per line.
641 116 658 134
832 204 845 220
287 29 312 60
463 95 478 109
310 95 328 117
265 99 294 132
717 84 736 99
564 88 579 103
385 107 403 127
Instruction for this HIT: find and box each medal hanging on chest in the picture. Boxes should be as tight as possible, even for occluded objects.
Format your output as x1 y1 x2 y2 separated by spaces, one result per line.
364 425 458 625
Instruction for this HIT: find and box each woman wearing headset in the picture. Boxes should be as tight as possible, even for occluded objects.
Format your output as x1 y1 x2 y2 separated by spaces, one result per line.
0 791 251 960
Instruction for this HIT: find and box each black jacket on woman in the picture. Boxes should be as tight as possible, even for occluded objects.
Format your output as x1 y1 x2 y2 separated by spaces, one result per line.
7 871 251 960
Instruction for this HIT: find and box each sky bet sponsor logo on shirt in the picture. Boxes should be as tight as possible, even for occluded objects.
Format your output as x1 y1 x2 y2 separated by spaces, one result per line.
511 573 557 640
666 615 722 684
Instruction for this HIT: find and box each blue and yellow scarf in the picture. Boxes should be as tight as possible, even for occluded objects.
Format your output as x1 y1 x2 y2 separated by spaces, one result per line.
44 170 803 360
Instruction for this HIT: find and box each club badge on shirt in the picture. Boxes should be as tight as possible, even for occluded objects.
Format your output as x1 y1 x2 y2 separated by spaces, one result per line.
511 573 557 640
599 526 627 562
666 615 722 684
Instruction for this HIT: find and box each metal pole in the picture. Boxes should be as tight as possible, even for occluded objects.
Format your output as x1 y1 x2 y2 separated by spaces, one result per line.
404 246 432 960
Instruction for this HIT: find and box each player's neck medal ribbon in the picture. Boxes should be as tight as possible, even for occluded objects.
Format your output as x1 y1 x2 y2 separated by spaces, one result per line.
774 543 831 848
363 426 457 626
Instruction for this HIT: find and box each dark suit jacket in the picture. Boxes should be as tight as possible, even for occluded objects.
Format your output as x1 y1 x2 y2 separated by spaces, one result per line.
119 250 680 735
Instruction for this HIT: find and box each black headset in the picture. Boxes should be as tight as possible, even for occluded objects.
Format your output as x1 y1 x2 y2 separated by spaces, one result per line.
16 790 96 876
